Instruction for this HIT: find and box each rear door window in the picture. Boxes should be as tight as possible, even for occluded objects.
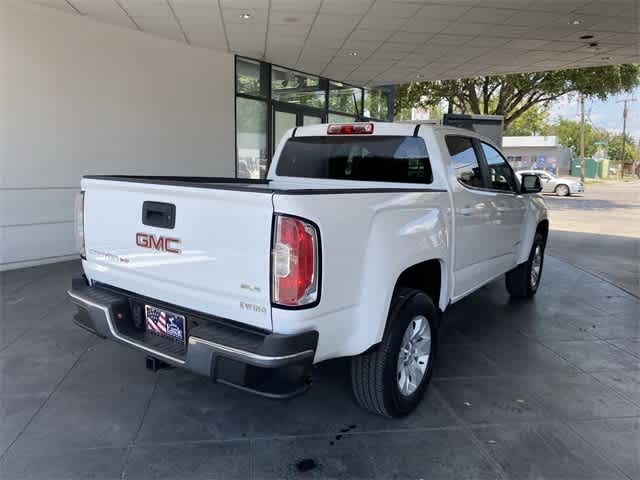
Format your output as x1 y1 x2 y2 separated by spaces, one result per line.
445 136 484 188
276 136 432 184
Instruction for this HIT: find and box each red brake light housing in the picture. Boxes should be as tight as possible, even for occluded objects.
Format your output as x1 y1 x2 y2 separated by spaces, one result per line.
272 215 320 307
327 123 374 135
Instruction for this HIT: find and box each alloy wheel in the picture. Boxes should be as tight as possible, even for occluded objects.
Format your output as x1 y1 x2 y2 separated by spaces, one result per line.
531 245 543 288
396 315 431 396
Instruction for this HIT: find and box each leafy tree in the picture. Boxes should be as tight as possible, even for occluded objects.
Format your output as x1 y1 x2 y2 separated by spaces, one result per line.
394 64 640 127
504 105 552 136
607 132 637 164
552 118 606 158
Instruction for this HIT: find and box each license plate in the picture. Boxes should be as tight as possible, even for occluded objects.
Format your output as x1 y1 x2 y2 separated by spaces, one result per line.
145 305 186 343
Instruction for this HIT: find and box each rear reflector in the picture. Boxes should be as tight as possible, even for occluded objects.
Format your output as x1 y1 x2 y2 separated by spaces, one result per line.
327 123 374 135
74 191 86 258
272 215 319 307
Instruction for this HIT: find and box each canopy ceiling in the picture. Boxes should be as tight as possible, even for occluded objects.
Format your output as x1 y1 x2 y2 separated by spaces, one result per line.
31 0 640 85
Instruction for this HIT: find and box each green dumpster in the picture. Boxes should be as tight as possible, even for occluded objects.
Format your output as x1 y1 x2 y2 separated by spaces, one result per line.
571 158 599 178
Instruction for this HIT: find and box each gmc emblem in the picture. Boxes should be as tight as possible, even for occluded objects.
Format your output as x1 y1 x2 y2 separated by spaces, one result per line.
136 233 181 254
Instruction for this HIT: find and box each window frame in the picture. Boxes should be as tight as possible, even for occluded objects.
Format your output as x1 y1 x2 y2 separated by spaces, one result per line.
476 140 520 194
235 56 396 179
274 135 433 185
445 134 488 190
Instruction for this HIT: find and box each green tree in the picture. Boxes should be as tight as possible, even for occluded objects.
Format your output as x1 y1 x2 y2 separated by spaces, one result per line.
504 105 551 136
551 118 606 158
394 64 640 127
607 132 637 164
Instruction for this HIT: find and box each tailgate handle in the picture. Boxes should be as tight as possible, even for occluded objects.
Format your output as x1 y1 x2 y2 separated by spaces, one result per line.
142 201 175 229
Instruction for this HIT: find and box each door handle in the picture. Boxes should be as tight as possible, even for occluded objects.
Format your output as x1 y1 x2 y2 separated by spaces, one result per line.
142 201 176 229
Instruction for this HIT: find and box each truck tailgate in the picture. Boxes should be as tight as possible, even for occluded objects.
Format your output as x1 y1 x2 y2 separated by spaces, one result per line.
81 179 274 331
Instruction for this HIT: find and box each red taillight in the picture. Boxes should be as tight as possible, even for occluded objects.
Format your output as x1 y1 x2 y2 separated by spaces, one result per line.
327 123 374 135
272 215 319 307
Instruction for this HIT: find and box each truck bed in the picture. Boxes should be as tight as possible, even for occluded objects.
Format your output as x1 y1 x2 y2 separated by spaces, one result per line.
83 175 446 195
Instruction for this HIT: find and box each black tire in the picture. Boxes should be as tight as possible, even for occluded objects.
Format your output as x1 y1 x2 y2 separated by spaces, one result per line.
506 232 546 298
555 184 570 196
350 287 439 418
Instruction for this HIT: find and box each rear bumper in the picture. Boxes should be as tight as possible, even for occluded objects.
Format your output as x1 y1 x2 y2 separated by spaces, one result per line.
570 183 584 193
68 278 318 398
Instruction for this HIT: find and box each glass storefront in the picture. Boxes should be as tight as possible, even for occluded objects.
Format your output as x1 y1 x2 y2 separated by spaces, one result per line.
364 88 389 120
236 97 268 179
329 81 362 117
235 56 393 179
271 67 326 109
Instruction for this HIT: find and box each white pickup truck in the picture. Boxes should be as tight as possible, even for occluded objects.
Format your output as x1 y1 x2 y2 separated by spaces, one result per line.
69 122 548 417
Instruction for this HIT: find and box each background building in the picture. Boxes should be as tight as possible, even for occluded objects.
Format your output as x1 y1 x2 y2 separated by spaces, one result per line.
2 0 637 270
502 136 574 174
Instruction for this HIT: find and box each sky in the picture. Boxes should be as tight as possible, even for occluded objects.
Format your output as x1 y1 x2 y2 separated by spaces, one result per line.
549 86 640 142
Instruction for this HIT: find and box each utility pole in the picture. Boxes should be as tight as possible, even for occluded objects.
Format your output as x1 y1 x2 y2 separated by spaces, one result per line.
579 94 585 183
617 97 637 179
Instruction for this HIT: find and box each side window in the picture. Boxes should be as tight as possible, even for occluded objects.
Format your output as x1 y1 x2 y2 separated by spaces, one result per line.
445 136 483 188
480 142 516 192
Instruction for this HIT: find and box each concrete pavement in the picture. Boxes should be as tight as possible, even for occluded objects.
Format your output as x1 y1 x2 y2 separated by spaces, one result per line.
1 258 639 479
545 180 640 297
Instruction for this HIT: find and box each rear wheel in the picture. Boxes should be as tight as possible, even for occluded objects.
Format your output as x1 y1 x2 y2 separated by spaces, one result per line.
555 184 570 196
351 288 438 417
506 232 545 298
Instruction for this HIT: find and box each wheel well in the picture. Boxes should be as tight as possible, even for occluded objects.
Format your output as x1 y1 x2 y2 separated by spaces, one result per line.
536 219 549 243
395 259 442 307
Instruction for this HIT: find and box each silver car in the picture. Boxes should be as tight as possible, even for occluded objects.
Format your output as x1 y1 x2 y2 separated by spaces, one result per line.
516 170 584 196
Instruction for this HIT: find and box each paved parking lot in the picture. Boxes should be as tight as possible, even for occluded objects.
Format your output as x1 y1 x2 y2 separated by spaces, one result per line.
545 180 640 297
1 254 639 479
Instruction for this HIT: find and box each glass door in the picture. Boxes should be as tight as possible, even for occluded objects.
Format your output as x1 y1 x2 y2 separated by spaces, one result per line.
272 103 324 156
303 113 323 126
273 109 297 151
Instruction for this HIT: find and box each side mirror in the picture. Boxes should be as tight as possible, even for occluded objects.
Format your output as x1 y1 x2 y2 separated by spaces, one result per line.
520 174 542 194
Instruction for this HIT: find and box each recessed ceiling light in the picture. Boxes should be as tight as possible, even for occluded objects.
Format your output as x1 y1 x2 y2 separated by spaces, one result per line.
580 34 594 40
345 51 358 56
239 12 251 19
569 19 582 25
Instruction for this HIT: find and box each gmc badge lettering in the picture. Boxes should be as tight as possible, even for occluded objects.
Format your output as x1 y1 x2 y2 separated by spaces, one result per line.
136 233 182 254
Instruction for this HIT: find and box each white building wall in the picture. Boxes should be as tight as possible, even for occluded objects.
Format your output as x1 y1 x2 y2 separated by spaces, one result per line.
0 2 236 270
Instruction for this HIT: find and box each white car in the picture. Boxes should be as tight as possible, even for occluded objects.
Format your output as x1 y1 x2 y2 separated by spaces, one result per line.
69 122 548 417
516 169 584 196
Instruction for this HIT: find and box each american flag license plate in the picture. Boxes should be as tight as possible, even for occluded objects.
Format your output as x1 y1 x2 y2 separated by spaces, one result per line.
145 305 186 343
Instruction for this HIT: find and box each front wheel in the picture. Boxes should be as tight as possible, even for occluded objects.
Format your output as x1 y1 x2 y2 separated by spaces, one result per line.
351 288 438 417
506 232 546 298
555 184 570 196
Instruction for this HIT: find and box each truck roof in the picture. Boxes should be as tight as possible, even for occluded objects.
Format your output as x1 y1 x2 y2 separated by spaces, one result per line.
291 121 500 148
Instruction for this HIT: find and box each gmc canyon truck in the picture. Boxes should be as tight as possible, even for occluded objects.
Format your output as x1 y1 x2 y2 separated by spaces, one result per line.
68 122 548 417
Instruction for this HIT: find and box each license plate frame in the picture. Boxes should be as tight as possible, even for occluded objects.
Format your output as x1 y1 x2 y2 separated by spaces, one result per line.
145 304 186 344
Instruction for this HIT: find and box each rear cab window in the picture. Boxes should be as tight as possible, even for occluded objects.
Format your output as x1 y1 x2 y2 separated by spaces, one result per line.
276 136 432 184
